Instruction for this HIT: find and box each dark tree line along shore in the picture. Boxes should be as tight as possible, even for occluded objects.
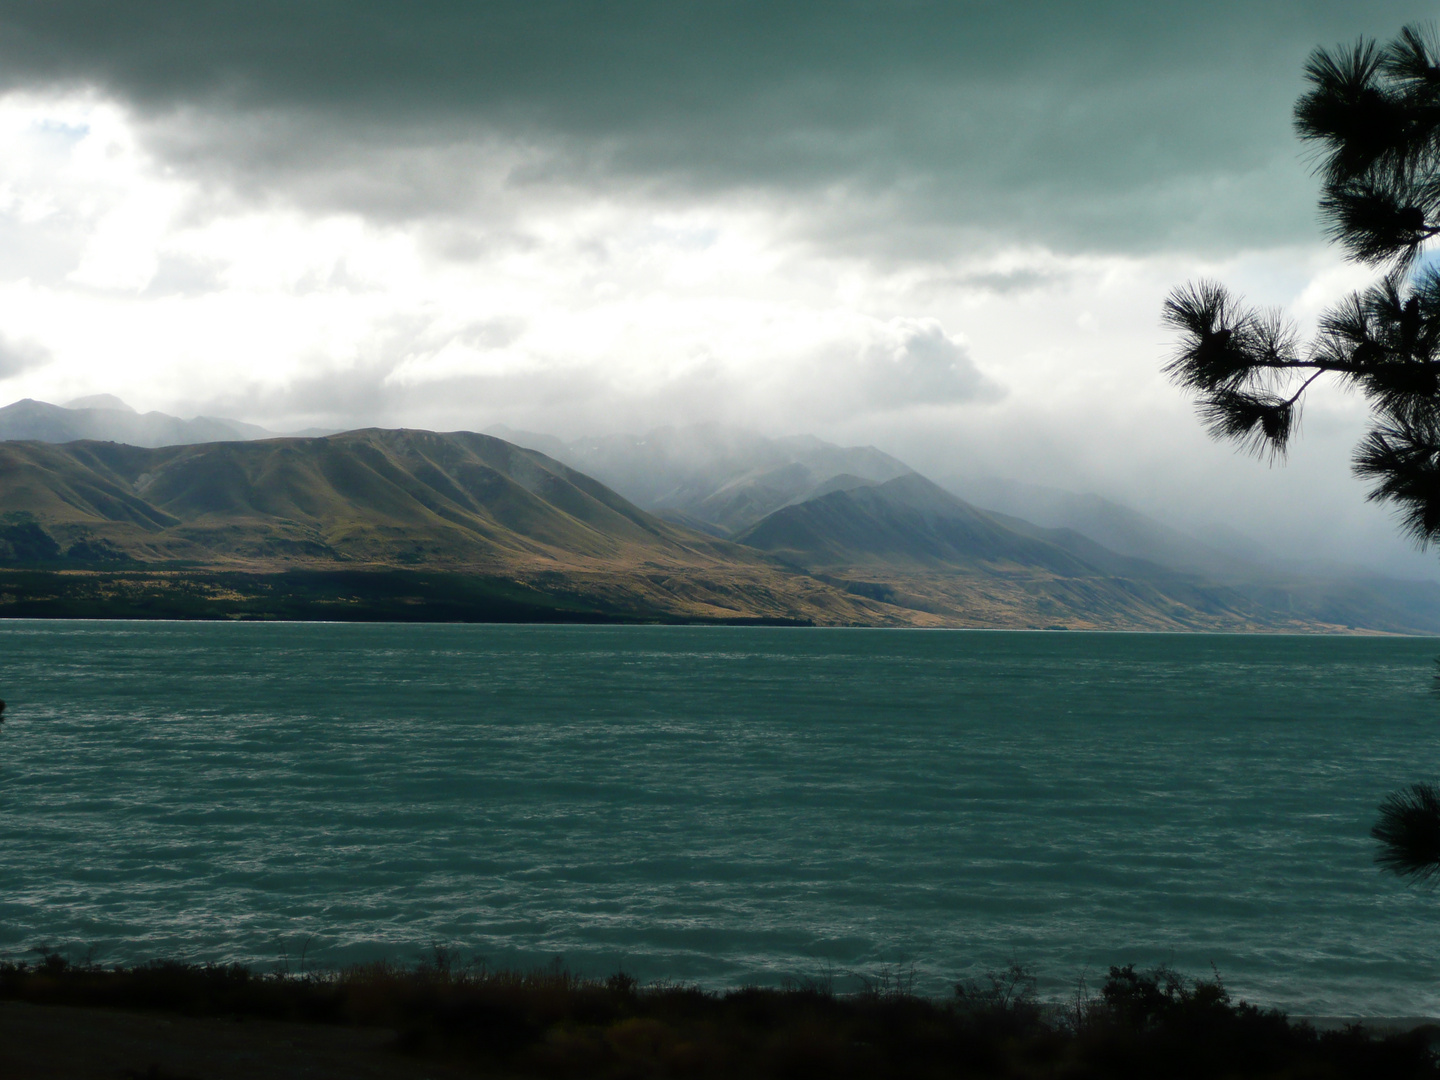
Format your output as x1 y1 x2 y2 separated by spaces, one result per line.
3 952 1435 1079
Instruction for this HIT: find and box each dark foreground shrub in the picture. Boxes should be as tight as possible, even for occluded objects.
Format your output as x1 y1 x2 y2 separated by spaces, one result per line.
1 951 1434 1079
1070 964 1438 1080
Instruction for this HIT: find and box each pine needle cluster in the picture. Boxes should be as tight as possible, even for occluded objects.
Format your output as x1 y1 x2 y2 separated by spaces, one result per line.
1165 25 1440 544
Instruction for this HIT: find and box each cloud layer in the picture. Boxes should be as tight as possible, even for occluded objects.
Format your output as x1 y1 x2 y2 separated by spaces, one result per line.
1 1 1433 255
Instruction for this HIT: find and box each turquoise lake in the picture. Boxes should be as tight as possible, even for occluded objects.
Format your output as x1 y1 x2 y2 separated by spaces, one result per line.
3 621 1440 1015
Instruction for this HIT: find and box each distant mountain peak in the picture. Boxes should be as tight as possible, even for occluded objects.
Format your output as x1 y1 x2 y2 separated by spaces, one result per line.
490 421 914 537
64 393 135 413
0 397 276 448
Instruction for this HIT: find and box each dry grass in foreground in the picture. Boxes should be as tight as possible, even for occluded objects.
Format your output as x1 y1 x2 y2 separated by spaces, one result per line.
1 951 1437 1079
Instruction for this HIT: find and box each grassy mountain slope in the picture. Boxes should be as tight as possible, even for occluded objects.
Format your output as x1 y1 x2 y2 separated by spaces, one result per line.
4 423 1436 630
1 429 695 561
0 429 914 625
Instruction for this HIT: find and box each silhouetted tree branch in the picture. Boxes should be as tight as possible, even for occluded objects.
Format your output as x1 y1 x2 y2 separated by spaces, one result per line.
1164 23 1440 883
1372 783 1440 883
1167 26 1440 526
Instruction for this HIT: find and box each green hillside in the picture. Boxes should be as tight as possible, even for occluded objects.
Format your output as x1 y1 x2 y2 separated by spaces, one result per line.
3 428 1434 630
0 430 904 625
0 428 697 564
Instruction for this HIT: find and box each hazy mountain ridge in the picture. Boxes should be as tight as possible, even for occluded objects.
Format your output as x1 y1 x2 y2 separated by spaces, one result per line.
738 473 1093 574
490 423 913 536
0 396 343 447
736 473 1440 633
492 422 1440 632
11 402 1237 583
733 473 1279 631
0 421 1277 629
942 473 1273 579
943 475 1440 633
495 423 1263 576
0 397 278 448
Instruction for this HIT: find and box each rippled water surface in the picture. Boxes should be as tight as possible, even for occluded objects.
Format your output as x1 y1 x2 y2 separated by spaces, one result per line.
3 621 1440 1014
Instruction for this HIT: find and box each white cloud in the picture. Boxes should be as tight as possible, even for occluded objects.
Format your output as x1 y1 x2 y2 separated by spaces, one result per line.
849 317 1000 409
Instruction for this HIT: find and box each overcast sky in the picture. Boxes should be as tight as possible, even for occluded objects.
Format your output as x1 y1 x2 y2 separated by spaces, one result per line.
0 2 1437 577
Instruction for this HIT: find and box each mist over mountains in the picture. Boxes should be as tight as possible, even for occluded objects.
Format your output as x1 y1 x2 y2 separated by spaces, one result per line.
490 424 912 538
3 396 1440 632
492 419 1440 634
489 420 1283 572
0 396 278 447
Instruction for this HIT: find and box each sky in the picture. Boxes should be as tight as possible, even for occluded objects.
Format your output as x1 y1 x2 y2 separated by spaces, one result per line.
0 1 1437 577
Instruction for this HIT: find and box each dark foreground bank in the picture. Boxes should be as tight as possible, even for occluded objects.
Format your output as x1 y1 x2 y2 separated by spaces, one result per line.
2 953 1436 1079
0 568 811 624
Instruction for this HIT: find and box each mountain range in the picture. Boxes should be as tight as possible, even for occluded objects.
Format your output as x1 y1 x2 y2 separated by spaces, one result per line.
2 397 1439 631
489 423 913 538
0 396 285 447
0 426 898 624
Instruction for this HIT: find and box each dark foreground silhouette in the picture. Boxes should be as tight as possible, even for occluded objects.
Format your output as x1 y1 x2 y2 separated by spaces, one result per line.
1 952 1435 1079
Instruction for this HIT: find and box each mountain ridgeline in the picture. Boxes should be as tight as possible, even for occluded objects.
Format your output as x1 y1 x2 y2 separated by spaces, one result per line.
2 400 1439 631
0 396 277 447
0 428 901 624
491 423 914 538
737 473 1096 572
1 428 688 564
492 422 1440 634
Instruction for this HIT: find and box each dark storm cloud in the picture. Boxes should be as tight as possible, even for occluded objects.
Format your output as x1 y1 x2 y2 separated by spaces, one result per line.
1 1 1434 256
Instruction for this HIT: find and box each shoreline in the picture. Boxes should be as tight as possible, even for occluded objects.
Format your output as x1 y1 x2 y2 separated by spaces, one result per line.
0 565 1413 633
4 954 1438 1079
